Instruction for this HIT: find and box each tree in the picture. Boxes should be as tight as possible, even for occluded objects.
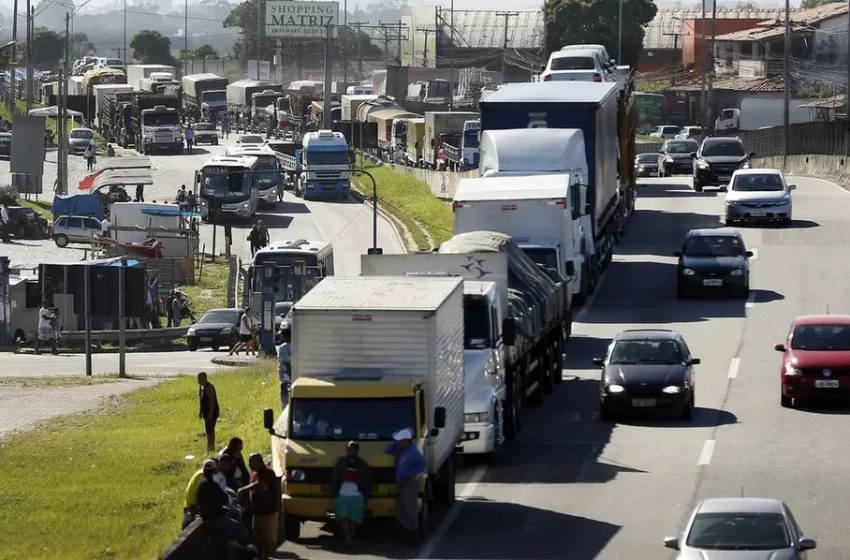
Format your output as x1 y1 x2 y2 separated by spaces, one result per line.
543 0 657 69
800 0 841 10
26 27 65 70
71 33 96 60
130 29 178 66
193 44 219 60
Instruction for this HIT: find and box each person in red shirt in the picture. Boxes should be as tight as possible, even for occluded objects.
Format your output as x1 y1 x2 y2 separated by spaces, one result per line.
238 453 280 560
331 441 372 547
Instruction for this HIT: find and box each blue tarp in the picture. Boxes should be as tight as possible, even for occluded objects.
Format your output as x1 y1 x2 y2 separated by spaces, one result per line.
52 194 104 220
140 208 201 218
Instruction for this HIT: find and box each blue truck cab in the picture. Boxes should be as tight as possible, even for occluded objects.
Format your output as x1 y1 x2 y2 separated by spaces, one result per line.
299 130 351 201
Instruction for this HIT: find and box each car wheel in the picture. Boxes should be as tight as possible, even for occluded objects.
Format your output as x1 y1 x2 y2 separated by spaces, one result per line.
55 235 69 248
725 216 735 226
599 402 614 422
781 393 793 408
738 284 750 299
187 341 198 352
210 344 220 352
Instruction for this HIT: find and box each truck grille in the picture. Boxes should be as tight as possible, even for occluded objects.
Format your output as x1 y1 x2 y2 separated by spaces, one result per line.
154 133 174 143
315 172 342 179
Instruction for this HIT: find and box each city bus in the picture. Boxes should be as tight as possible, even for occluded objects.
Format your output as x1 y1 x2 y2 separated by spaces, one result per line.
225 144 283 206
249 239 335 312
195 155 260 221
634 92 666 134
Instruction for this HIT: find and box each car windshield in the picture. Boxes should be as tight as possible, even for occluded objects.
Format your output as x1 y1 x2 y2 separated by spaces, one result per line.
732 174 784 192
636 154 657 163
686 512 790 550
791 324 850 350
240 136 264 144
663 127 679 134
683 235 744 257
668 141 697 154
609 339 683 365
70 129 93 139
275 302 292 316
290 397 415 441
194 123 214 131
551 56 596 70
199 310 239 324
702 141 746 157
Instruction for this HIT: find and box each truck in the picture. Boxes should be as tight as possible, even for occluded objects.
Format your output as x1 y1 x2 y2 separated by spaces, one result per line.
262 275 464 539
340 94 378 121
714 97 815 133
182 73 228 121
139 73 178 93
93 84 133 129
479 82 623 298
368 106 421 163
441 119 481 172
405 117 426 166
360 254 510 456
67 76 84 96
267 140 302 191
82 68 127 99
127 93 183 154
126 64 176 90
226 81 281 126
478 128 595 304
251 88 285 131
293 130 350 200
423 111 479 169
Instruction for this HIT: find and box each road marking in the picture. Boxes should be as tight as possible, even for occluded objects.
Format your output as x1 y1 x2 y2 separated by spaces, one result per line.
698 439 716 465
416 466 487 559
749 248 758 260
727 358 741 379
745 292 756 308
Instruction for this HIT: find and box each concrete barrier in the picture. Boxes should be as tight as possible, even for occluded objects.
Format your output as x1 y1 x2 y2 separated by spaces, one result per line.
160 519 214 560
754 155 850 189
386 164 478 200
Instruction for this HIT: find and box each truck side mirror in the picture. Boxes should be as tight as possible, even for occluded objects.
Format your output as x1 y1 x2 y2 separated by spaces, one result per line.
501 317 516 346
263 408 275 431
430 139 436 148
748 151 756 158
433 406 446 429
584 203 591 215
565 260 575 278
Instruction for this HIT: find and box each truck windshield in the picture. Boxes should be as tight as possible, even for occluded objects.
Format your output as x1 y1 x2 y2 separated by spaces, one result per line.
201 169 250 199
305 150 349 166
254 94 278 108
464 298 492 350
290 397 416 441
521 248 559 273
202 91 226 104
463 132 480 149
143 112 179 126
277 99 291 115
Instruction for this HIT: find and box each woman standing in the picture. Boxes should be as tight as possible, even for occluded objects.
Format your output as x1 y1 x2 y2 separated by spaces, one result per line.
35 301 57 355
228 308 257 356
84 140 96 171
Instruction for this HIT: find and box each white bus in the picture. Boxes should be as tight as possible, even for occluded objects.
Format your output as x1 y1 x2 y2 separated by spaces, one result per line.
225 145 283 206
249 239 334 311
195 155 261 221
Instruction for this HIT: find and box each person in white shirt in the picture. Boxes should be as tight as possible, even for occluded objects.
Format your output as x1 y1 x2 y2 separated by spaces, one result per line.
0 203 10 243
228 307 256 356
35 300 58 355
100 218 110 237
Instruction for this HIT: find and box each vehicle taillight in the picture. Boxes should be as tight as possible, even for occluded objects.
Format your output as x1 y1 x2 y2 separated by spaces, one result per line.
543 75 552 82
592 74 602 82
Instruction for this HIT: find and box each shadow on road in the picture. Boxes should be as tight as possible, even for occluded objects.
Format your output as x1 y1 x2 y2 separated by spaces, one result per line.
637 182 716 198
614 209 723 257
258 214 294 229
751 289 785 304
616 407 738 428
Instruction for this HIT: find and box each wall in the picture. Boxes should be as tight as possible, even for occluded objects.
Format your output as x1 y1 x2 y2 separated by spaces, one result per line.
160 519 215 560
813 14 849 65
389 164 478 200
681 19 767 70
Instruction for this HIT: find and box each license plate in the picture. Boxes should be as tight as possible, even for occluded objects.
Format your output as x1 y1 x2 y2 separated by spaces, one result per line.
718 176 731 181
703 279 723 286
632 398 656 407
200 337 212 342
322 184 335 190
815 380 839 388
749 212 767 217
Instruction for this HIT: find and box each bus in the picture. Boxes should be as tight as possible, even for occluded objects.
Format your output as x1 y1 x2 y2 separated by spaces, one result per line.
195 155 260 221
249 239 335 313
225 145 283 206
634 92 666 134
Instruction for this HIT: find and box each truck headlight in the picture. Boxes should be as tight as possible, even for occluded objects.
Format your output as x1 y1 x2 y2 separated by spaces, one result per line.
682 268 696 276
464 412 490 423
187 327 196 336
289 469 306 482
240 202 249 209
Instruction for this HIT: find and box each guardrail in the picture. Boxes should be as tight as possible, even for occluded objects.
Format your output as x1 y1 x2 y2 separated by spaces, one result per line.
61 326 189 343
160 519 213 560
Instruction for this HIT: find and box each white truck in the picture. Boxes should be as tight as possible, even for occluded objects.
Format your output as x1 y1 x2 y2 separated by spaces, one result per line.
361 254 509 457
452 174 577 309
264 275 464 538
92 84 133 128
126 64 176 90
714 97 815 133
423 111 479 169
478 128 594 305
340 94 379 121
139 72 177 93
67 76 84 96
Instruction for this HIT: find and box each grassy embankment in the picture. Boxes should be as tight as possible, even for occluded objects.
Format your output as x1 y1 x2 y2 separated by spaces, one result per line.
0 364 279 560
351 157 452 251
1 99 107 149
180 257 231 317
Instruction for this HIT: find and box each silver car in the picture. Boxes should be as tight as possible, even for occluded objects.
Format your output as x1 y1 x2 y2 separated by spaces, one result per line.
664 497 816 559
722 169 795 226
68 128 95 155
52 215 103 247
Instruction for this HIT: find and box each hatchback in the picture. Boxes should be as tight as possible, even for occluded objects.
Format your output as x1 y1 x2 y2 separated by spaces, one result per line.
52 215 104 247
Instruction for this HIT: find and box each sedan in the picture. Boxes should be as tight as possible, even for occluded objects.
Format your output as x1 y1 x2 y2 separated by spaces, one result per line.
723 168 795 226
664 497 816 559
658 139 699 177
595 328 699 421
634 153 659 177
236 134 266 148
776 314 850 408
186 308 242 351
68 128 95 154
675 228 752 299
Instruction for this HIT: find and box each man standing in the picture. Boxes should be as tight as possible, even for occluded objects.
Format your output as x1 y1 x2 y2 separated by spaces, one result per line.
278 326 292 410
238 453 281 560
172 295 184 327
331 441 371 548
35 300 58 355
135 183 145 202
247 225 260 257
257 220 270 249
385 429 426 542
222 113 231 138
100 217 110 238
198 372 220 452
185 124 195 154
1 203 10 243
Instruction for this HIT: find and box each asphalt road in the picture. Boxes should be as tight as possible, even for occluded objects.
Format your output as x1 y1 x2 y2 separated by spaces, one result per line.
273 174 850 559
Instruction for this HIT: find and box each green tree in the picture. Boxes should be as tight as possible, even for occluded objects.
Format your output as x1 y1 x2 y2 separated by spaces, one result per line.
70 33 96 60
130 29 178 66
193 44 219 60
26 27 65 70
542 0 657 68
800 0 841 9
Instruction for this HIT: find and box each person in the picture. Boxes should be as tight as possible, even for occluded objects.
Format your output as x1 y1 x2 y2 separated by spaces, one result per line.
278 326 292 410
51 307 62 346
165 290 176 327
220 437 250 488
237 453 280 560
198 372 220 452
185 124 195 154
135 184 145 202
184 458 235 528
187 190 197 212
256 220 269 249
106 144 115 157
222 113 231 138
217 453 242 492
84 140 96 171
331 441 371 548
35 301 58 355
172 294 184 327
229 308 256 356
1 203 10 243
247 225 260 257
100 217 110 238
196 459 254 556
177 187 187 209
385 428 426 542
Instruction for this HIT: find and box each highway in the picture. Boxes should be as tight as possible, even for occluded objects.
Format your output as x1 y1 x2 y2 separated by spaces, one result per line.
274 174 850 559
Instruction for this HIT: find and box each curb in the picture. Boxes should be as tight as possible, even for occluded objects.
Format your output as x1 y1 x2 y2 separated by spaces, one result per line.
13 345 186 355
211 356 274 367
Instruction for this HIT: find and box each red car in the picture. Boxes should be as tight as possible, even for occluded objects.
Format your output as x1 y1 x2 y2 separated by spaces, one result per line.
776 314 850 408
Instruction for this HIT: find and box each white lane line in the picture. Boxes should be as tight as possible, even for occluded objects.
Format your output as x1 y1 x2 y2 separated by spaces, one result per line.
748 248 758 260
727 358 741 379
416 466 487 559
745 292 756 308
698 439 716 466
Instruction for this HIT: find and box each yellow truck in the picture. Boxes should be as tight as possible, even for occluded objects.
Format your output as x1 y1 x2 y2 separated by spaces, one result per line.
262 275 466 539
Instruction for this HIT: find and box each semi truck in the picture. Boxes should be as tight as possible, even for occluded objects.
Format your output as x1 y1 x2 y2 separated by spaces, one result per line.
182 73 228 121
82 68 127 100
262 275 465 539
293 130 350 200
139 73 178 93
226 81 282 128
110 93 182 153
126 64 176 90
405 117 426 166
340 94 379 121
93 84 133 129
480 82 623 299
478 128 596 305
423 111 479 169
368 106 420 162
441 119 481 171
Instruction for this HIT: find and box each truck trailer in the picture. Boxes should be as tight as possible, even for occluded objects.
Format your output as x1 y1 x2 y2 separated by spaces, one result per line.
423 111 479 169
182 73 228 121
126 64 176 90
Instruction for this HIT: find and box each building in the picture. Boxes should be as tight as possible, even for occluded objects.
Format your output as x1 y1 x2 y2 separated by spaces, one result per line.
33 0 75 33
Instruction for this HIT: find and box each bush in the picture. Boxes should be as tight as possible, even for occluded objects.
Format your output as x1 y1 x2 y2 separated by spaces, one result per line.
0 184 18 205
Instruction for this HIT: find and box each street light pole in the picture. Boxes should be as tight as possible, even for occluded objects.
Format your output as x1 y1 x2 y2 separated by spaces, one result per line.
617 0 623 64
123 0 127 64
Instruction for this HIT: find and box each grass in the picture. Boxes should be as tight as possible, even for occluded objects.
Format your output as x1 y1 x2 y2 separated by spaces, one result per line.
352 157 453 251
0 376 120 388
14 197 52 221
0 364 279 560
637 134 659 143
1 99 108 152
179 258 230 316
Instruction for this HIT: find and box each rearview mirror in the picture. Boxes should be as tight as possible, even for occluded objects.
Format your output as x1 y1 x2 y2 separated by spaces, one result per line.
774 343 786 352
673 251 682 257
433 406 446 429
749 151 756 158
798 537 817 551
719 185 727 192
565 260 575 278
592 357 605 366
788 184 796 190
502 317 516 346
263 408 275 431
745 250 753 257
663 536 680 550
689 358 701 365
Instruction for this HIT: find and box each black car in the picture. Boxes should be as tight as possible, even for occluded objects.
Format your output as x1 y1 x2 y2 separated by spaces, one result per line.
595 329 699 421
0 132 11 157
634 153 659 177
658 139 699 177
675 228 752 298
186 308 243 352
692 137 756 191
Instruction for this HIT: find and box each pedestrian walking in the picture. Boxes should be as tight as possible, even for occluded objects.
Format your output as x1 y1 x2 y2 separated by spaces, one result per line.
177 186 188 209
222 113 231 138
187 190 197 212
172 295 184 327
257 220 270 249
237 453 281 560
385 428 426 543
35 301 58 355
1 203 10 243
248 225 260 257
228 308 256 356
332 441 371 548
198 372 220 452
84 140 96 171
278 326 292 410
185 124 195 154
135 183 145 202
165 290 176 327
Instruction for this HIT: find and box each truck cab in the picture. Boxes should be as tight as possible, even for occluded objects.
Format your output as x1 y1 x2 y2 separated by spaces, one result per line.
200 89 227 118
298 130 350 200
715 108 740 133
405 118 426 167
138 105 183 154
251 89 283 131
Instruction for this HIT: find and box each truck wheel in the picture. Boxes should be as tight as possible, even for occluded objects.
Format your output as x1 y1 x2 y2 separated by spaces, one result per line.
418 498 430 538
283 515 301 541
542 345 555 395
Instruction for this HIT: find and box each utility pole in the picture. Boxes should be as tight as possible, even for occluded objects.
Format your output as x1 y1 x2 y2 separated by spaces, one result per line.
783 0 790 164
449 0 454 109
700 0 707 127
617 0 623 64
111 47 123 59
9 0 18 117
343 0 348 84
397 21 403 65
276 39 282 83
707 0 717 127
123 0 127 64
256 0 262 80
322 24 333 129
416 27 436 67
183 0 188 77
59 12 70 195
25 2 33 113
496 12 518 82
350 21 368 76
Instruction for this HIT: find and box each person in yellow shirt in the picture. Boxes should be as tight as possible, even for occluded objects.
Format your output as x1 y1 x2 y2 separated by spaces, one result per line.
183 459 242 529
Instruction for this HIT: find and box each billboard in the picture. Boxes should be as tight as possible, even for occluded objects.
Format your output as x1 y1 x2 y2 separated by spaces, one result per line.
265 1 339 39
10 115 46 175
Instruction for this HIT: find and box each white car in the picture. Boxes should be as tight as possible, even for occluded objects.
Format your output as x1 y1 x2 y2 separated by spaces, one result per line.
722 168 795 226
541 48 615 83
650 125 681 139
235 134 266 148
675 126 706 142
